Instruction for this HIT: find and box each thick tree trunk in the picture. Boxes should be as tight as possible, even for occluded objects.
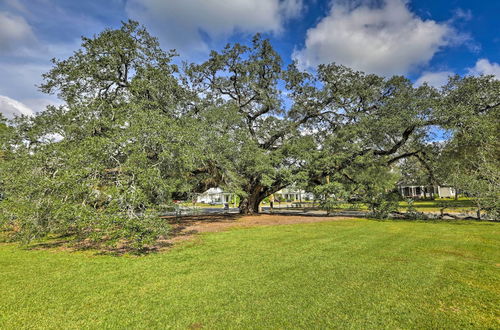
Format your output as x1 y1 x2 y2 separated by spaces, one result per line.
238 183 280 214
238 184 265 214
238 180 287 214
238 194 263 214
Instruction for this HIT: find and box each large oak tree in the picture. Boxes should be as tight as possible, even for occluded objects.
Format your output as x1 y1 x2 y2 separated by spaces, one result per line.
186 37 445 213
1 21 498 249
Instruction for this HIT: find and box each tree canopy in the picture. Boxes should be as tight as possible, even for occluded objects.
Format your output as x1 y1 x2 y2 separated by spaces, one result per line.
435 75 500 218
1 21 498 250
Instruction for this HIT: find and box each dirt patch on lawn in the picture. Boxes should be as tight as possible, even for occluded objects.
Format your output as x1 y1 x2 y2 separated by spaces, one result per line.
163 213 354 244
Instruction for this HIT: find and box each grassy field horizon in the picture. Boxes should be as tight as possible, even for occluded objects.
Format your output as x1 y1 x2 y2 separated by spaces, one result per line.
1 218 499 329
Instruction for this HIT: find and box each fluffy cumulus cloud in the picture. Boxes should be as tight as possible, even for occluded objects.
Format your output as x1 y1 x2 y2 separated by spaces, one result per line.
293 0 458 76
126 0 303 55
468 59 500 79
415 71 453 88
0 95 35 119
0 11 36 53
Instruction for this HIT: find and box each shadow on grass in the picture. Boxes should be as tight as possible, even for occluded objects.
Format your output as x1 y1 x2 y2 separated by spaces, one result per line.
22 214 244 256
24 237 174 256
13 212 497 256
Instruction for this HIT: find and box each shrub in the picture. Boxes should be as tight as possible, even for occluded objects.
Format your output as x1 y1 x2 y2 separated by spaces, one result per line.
367 192 400 219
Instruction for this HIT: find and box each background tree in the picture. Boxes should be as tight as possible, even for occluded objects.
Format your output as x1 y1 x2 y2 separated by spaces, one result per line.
435 75 500 218
0 114 14 201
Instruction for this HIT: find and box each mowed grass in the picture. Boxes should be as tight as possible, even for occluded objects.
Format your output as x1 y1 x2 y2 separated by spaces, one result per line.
305 198 477 213
398 198 477 213
1 219 499 329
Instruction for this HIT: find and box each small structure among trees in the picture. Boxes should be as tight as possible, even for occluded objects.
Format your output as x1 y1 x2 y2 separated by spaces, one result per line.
275 187 314 202
397 184 456 199
195 188 234 205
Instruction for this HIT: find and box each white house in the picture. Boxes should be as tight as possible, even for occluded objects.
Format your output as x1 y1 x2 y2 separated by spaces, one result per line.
397 185 456 199
274 187 314 202
195 188 234 204
196 184 456 205
195 186 315 204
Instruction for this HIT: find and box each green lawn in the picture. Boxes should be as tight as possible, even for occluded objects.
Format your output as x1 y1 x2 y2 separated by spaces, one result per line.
398 198 477 213
314 198 477 213
1 219 499 329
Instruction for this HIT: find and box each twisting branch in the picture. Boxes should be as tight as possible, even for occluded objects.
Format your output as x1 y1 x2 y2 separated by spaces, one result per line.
387 151 420 165
373 125 416 156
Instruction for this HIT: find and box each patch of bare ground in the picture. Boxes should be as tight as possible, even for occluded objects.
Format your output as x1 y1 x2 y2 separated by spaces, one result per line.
163 214 354 245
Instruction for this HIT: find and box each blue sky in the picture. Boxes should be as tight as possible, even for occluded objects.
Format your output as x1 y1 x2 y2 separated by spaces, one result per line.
0 0 498 118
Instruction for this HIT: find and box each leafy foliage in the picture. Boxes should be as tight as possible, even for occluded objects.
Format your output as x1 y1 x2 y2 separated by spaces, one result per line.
0 21 196 250
435 76 500 219
1 22 499 250
184 35 316 213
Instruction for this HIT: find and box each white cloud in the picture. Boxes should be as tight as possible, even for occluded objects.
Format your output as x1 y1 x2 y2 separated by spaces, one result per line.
468 59 500 79
0 95 35 119
415 71 453 88
293 0 458 76
126 0 303 55
0 11 36 53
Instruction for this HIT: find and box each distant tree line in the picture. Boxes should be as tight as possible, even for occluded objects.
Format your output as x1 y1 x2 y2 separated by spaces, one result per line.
0 21 498 249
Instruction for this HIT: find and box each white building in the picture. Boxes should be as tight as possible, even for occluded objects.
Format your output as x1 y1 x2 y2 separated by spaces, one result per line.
195 186 315 204
274 187 314 202
195 188 234 204
196 184 456 204
397 185 456 199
